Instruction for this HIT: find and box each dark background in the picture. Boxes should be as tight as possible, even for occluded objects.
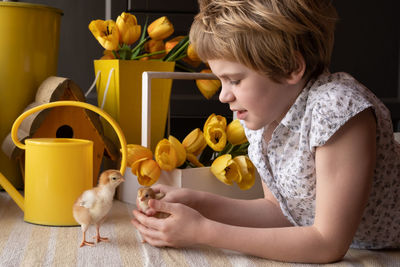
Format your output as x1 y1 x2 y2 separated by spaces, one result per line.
21 0 400 139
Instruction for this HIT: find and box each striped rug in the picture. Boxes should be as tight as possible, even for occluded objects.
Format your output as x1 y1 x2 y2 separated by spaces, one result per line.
1 192 399 267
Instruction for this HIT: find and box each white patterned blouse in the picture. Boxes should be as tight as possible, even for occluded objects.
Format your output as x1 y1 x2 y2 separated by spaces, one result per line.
244 72 400 249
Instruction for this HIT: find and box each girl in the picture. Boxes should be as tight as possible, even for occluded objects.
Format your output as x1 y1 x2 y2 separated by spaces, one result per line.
131 0 400 263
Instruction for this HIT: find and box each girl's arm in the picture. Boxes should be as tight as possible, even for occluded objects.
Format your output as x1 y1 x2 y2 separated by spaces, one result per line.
198 183 293 227
132 109 376 263
203 109 376 263
150 183 292 228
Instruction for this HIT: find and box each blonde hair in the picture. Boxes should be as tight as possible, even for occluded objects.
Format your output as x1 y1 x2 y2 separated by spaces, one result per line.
190 0 338 81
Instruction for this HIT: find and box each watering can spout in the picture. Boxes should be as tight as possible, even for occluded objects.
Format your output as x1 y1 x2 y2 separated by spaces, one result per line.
0 172 24 211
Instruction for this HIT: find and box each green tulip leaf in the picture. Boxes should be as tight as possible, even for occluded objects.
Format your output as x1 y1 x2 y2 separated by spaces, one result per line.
162 35 189 62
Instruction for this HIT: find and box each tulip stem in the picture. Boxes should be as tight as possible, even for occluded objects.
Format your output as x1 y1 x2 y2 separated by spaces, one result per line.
163 36 189 62
185 160 197 168
175 62 195 73
130 36 150 59
166 41 189 62
173 54 188 62
230 143 249 157
217 143 233 157
132 50 166 60
112 50 119 59
199 145 214 166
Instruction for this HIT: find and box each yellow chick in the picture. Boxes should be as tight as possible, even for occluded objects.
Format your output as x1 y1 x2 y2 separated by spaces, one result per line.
73 169 125 247
136 187 170 243
137 187 169 219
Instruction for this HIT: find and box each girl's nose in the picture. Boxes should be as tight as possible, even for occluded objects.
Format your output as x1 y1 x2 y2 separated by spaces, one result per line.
219 84 235 104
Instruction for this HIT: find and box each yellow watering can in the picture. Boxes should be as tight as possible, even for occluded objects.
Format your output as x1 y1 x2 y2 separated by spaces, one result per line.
0 101 127 226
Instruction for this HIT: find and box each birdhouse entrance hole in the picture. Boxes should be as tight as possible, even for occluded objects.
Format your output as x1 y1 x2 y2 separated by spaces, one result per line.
56 125 74 138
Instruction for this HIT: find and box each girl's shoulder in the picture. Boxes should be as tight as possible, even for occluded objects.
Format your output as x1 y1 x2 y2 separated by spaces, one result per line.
304 72 387 147
307 72 373 109
305 72 386 122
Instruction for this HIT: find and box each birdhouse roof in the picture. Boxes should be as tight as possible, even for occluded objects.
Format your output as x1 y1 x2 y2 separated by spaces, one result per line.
1 76 119 161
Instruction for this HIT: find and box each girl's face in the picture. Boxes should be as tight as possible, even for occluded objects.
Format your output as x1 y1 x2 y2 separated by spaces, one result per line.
208 59 304 130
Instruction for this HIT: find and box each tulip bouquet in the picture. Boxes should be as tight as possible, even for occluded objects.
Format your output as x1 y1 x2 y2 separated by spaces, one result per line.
89 12 221 99
126 114 256 190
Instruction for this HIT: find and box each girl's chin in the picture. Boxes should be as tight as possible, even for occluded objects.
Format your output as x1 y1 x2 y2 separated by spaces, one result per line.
243 119 268 131
243 121 262 130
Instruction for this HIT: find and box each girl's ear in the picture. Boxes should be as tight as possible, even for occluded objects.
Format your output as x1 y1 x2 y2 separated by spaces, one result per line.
286 52 306 85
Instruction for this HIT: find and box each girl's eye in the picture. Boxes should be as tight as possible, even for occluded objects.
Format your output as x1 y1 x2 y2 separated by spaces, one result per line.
230 80 240 85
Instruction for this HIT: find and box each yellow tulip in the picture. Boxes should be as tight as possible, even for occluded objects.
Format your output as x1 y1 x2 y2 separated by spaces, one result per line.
100 50 116 60
155 138 178 171
203 113 226 133
233 156 255 190
186 43 201 62
136 159 161 186
182 56 202 68
226 119 247 145
196 69 221 100
186 153 204 167
210 154 241 185
100 54 114 60
144 39 165 59
147 16 174 40
204 124 227 151
165 36 185 53
131 157 147 176
168 135 186 167
182 44 202 67
182 128 207 156
89 20 120 51
126 144 153 166
116 12 141 45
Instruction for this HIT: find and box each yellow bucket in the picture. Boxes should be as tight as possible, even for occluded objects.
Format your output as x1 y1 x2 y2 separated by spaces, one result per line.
94 60 175 152
0 2 62 188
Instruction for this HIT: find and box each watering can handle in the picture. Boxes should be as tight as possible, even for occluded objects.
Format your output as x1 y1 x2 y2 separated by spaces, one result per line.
10 101 127 175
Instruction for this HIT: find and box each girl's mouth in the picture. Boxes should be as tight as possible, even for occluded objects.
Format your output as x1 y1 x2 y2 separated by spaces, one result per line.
236 110 247 120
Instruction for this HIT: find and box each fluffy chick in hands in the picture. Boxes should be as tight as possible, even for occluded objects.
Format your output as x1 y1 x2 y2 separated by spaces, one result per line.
73 169 124 247
136 187 170 243
137 187 170 219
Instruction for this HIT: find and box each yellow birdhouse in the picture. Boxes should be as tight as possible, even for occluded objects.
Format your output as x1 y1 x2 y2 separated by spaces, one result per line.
1 76 119 186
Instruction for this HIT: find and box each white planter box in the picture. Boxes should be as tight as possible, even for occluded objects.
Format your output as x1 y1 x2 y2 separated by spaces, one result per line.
118 166 264 204
117 71 264 204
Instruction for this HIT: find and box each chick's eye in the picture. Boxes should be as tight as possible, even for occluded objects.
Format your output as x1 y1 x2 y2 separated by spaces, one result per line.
112 177 117 180
145 194 149 197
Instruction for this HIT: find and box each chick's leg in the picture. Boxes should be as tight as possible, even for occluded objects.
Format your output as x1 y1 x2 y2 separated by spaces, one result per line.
80 225 95 247
93 223 109 243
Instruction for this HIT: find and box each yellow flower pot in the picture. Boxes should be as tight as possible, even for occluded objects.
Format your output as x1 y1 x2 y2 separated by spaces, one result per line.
94 60 175 152
0 2 62 189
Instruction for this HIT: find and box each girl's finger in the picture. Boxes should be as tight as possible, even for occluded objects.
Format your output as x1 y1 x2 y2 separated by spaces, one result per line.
145 208 157 216
132 209 166 230
131 218 165 241
150 184 162 193
151 184 168 192
148 199 179 214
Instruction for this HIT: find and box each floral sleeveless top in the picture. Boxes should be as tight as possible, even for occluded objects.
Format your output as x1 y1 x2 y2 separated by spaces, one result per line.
244 72 400 249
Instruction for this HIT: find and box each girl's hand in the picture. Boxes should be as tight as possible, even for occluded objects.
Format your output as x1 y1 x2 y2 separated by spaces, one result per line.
131 199 205 247
146 184 200 211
